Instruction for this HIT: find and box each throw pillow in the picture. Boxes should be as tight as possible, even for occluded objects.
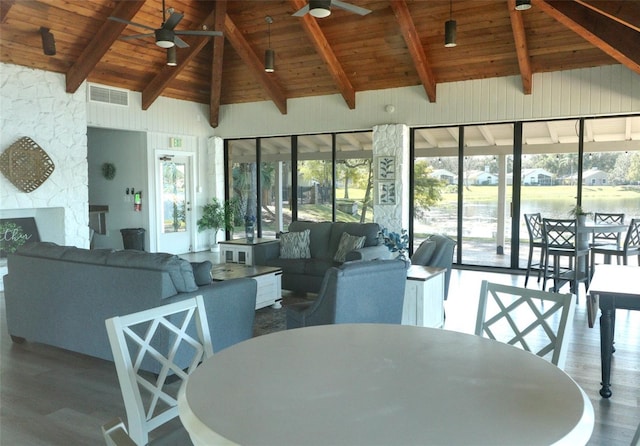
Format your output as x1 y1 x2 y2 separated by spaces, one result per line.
280 229 311 259
411 240 437 265
191 261 213 286
333 232 366 263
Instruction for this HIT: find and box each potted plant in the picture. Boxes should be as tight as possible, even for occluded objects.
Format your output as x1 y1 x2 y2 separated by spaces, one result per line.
569 205 592 225
379 228 409 262
197 198 234 252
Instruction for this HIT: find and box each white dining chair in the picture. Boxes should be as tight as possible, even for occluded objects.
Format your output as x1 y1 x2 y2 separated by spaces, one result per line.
632 419 640 446
102 417 137 446
475 280 576 370
105 295 213 445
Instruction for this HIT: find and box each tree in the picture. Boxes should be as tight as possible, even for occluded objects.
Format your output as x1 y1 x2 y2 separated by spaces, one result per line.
414 160 445 210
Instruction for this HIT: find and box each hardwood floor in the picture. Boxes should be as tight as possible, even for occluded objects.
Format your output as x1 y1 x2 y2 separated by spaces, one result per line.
1 268 638 445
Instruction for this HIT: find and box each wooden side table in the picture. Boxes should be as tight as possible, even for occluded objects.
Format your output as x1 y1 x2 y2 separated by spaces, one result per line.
401 265 446 328
218 238 279 266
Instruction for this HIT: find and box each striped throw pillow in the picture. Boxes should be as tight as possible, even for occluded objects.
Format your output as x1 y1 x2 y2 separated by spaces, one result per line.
333 232 366 262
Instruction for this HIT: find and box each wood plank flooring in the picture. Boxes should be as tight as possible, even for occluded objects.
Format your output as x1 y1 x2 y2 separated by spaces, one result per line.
1 268 638 445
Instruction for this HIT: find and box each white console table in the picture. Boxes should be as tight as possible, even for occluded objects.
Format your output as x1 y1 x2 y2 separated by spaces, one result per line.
218 238 279 266
402 265 445 328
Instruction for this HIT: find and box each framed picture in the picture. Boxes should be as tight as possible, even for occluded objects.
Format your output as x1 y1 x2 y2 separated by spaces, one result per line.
0 217 40 257
377 181 396 205
377 156 395 180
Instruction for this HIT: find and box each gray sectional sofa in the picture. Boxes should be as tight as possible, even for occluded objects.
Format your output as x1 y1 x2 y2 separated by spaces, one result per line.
253 221 390 294
3 242 257 371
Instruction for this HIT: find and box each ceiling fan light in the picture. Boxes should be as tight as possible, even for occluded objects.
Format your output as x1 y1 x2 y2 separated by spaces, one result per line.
155 28 175 48
309 0 331 18
515 0 532 11
166 46 177 66
444 19 457 48
265 48 275 72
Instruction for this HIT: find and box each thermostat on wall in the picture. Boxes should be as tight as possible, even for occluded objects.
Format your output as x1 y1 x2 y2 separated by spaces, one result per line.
169 137 182 148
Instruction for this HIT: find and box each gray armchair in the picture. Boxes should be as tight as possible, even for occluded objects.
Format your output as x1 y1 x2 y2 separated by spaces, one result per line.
286 260 408 329
411 234 456 299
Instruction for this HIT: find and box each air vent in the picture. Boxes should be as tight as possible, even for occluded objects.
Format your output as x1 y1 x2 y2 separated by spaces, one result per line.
88 84 129 107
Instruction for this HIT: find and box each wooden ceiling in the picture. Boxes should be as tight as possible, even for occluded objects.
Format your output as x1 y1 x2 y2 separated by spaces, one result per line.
1 0 638 128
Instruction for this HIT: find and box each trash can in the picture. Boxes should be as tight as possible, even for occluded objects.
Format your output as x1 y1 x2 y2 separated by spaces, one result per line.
120 228 145 251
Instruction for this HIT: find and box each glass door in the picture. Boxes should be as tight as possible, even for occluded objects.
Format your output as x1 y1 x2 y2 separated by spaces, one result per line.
157 154 193 254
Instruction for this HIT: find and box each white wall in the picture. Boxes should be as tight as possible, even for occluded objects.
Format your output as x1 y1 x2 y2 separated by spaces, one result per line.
213 65 640 138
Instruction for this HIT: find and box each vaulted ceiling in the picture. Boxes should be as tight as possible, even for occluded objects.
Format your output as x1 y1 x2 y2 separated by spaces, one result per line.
1 0 638 128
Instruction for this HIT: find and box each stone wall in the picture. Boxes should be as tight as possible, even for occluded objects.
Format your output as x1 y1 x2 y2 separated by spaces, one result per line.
0 64 89 248
372 124 410 234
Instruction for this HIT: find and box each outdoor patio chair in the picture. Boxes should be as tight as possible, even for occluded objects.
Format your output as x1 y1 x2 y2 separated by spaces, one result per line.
590 218 640 278
475 280 576 370
542 218 590 296
592 212 625 248
523 213 546 287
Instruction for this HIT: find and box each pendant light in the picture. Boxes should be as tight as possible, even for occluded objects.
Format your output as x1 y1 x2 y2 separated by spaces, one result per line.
166 46 177 66
265 16 275 73
515 0 532 11
39 27 56 56
444 0 456 48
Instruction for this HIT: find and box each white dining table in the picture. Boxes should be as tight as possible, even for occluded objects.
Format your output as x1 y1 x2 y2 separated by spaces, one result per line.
178 324 594 446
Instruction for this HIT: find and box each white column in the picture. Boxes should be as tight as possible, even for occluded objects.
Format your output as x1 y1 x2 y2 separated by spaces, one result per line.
275 161 284 233
372 124 410 234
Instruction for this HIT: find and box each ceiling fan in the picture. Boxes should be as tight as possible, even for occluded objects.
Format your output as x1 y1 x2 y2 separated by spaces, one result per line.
109 0 222 49
293 0 372 18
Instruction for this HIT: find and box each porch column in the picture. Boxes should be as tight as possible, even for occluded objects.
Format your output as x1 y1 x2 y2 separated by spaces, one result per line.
372 124 410 234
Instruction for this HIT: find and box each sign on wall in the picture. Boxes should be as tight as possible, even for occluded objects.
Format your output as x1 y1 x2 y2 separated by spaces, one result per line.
0 217 40 257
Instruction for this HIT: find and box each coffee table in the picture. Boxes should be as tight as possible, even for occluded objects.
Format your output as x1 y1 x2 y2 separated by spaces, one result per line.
211 263 282 310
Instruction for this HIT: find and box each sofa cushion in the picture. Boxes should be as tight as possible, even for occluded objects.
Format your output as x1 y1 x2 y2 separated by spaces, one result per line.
333 232 366 262
304 258 336 277
279 229 311 259
411 240 437 265
61 247 114 264
191 261 213 286
263 257 307 275
289 221 333 260
16 241 70 259
106 250 198 293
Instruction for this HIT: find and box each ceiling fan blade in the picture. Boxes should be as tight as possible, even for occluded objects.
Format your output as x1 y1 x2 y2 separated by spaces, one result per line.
332 0 371 16
120 33 155 41
163 11 183 30
174 36 190 48
108 16 155 32
292 5 310 17
175 30 223 37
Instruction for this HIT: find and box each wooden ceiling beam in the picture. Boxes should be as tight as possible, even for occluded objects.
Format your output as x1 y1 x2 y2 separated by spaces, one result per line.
507 0 532 94
390 0 436 103
0 0 14 24
575 1 640 33
209 0 227 128
141 9 216 110
65 0 145 93
534 0 640 75
290 0 356 109
224 14 287 114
